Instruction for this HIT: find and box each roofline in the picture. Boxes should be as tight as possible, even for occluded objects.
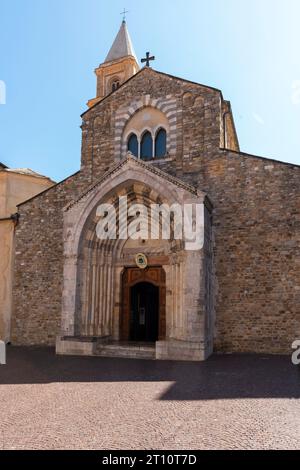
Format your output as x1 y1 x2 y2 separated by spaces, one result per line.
82 67 145 116
0 162 8 169
1 169 56 183
220 148 300 169
81 67 223 118
155 69 223 98
17 170 80 207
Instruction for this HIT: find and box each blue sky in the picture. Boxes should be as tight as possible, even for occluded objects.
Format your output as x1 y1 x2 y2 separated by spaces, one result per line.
0 0 299 182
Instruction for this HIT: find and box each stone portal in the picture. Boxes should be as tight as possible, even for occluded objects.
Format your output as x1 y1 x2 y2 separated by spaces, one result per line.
56 155 214 361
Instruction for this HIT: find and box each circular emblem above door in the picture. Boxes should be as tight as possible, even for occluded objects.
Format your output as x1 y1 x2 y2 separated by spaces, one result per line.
135 253 148 270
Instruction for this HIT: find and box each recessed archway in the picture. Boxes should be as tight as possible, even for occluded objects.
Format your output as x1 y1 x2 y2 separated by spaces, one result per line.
58 155 212 361
75 184 179 340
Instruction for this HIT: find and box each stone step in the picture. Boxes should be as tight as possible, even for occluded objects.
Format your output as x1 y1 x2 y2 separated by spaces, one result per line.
95 342 156 360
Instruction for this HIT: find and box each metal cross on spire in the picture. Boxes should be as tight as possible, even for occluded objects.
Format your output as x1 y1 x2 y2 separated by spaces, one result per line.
141 52 155 67
120 8 129 22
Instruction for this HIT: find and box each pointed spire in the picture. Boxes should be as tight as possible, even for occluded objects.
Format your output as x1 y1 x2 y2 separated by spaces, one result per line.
105 21 138 63
87 20 139 107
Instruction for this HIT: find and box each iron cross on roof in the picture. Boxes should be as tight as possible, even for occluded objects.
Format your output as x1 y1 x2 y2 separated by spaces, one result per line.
120 8 129 21
141 52 155 67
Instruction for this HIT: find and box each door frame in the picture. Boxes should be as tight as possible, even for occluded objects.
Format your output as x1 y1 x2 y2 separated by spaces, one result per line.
120 267 166 342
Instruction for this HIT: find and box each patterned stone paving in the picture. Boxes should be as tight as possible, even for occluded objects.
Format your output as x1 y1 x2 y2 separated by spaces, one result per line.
0 347 299 450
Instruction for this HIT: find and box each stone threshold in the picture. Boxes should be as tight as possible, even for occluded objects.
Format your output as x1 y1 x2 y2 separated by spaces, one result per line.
56 336 156 360
56 337 209 361
96 341 156 360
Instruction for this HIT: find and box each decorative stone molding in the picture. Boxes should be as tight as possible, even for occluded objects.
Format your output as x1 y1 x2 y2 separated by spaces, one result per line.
59 159 214 361
114 95 178 161
64 153 206 213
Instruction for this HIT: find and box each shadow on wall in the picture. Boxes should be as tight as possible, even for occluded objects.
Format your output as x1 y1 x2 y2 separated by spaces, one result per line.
0 347 299 401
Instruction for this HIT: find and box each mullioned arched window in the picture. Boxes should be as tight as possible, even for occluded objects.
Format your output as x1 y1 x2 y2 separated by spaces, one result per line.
127 128 167 160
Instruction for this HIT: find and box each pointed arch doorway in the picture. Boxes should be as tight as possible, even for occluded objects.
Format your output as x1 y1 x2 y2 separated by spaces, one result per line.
121 267 166 342
58 154 212 361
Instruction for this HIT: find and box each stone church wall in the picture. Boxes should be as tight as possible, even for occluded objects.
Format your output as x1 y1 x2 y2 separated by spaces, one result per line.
200 150 300 353
11 68 300 354
80 68 222 181
151 149 300 354
11 172 90 345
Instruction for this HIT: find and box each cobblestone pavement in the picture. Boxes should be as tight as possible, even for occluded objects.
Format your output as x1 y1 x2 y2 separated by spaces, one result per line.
0 347 299 450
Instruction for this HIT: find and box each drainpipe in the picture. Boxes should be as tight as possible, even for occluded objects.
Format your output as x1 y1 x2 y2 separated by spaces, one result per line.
0 213 20 227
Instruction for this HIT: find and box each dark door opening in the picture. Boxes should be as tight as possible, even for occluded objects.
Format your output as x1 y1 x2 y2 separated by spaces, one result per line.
130 282 159 342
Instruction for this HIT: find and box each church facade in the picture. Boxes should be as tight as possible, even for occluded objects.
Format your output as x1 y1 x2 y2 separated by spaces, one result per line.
11 21 300 361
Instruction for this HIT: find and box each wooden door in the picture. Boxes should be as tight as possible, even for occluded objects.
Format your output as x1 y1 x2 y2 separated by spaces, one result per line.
121 267 166 341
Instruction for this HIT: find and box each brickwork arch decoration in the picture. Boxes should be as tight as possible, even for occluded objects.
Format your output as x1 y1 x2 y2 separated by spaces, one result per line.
114 95 178 161
75 184 184 339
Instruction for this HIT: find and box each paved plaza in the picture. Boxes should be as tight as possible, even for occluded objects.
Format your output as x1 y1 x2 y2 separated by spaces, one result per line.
0 347 299 450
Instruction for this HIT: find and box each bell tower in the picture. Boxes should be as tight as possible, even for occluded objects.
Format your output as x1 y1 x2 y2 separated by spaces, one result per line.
88 20 139 107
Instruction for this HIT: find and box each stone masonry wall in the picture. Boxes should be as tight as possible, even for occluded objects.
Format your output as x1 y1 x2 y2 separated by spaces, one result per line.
11 172 91 345
80 68 222 181
153 150 300 353
200 151 300 353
